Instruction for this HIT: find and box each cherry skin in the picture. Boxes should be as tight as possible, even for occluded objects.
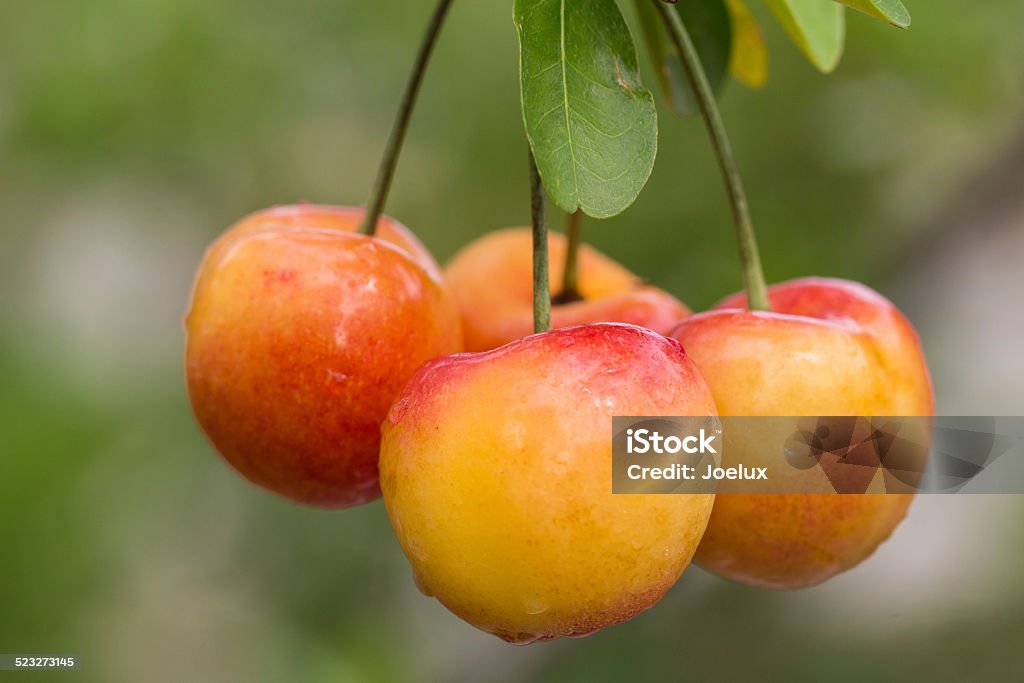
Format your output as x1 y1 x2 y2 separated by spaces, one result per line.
445 228 691 351
380 324 717 642
185 205 462 508
671 277 933 589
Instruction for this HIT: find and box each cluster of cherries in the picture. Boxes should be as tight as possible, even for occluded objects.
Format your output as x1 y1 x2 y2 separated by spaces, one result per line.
185 203 932 644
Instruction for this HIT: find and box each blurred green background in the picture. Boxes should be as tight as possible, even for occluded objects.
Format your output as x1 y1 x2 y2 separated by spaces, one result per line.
2 1 1024 680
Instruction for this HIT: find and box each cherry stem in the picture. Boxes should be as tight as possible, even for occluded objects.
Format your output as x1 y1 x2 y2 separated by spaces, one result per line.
529 150 551 334
654 0 770 311
358 0 455 237
553 211 584 305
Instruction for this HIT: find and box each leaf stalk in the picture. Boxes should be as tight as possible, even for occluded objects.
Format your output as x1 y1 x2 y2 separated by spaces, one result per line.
554 211 583 305
529 150 552 334
654 0 770 311
358 0 455 236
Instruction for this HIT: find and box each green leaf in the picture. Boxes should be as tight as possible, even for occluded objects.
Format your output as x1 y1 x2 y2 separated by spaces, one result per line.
836 0 910 28
633 0 733 116
764 0 846 73
514 0 658 219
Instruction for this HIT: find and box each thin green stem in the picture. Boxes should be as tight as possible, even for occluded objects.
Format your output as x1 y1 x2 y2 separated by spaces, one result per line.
553 211 583 305
529 150 551 334
358 0 455 236
654 0 770 311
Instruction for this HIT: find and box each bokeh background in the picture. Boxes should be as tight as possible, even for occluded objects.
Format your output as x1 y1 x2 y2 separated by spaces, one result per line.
2 1 1024 680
